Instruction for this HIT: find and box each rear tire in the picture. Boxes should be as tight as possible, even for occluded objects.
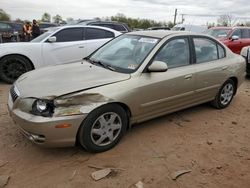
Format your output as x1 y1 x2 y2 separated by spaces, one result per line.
0 55 33 84
211 79 236 109
78 104 128 153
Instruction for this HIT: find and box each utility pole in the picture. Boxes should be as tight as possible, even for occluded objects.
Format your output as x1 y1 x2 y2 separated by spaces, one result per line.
174 9 178 25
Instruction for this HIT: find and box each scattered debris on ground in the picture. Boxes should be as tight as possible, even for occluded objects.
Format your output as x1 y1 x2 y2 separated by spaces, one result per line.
91 168 112 181
69 170 77 181
207 140 213 145
170 169 192 180
0 175 10 188
135 180 144 188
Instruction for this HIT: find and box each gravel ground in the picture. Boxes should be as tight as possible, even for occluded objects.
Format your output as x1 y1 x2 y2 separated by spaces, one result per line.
0 79 250 188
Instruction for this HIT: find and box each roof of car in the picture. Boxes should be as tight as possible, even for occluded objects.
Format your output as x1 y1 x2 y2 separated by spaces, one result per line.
210 26 250 30
47 25 122 34
127 30 189 38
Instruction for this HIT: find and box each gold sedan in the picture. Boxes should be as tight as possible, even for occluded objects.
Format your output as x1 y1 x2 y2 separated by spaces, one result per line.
8 31 246 152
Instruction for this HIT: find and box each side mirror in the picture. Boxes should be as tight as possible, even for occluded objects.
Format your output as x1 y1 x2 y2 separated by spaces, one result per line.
241 46 250 64
147 61 168 72
47 36 57 43
231 35 239 41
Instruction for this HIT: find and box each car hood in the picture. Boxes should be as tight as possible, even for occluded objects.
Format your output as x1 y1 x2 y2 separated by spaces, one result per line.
15 61 131 98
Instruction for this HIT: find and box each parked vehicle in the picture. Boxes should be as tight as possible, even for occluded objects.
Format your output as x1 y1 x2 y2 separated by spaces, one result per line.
0 21 23 42
172 24 207 33
77 20 131 33
0 25 121 83
240 46 250 76
8 31 246 152
147 26 170 30
205 27 250 54
39 22 58 34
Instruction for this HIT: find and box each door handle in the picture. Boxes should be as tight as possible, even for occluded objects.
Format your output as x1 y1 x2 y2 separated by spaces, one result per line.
184 74 192 80
78 46 84 48
222 66 228 70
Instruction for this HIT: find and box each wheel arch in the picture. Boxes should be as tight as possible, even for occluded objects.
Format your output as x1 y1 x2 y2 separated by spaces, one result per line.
75 101 132 146
228 76 238 95
110 102 132 129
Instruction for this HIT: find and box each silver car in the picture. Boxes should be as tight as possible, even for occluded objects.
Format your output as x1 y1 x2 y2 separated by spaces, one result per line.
8 31 246 152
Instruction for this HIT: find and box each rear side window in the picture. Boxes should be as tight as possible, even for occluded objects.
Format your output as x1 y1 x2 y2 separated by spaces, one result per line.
0 23 11 29
194 38 225 63
241 29 250 38
231 29 241 38
85 28 114 40
54 28 83 42
114 24 127 32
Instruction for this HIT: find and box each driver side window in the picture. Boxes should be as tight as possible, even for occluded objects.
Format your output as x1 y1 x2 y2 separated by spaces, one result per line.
231 29 241 38
153 38 190 69
54 28 83 42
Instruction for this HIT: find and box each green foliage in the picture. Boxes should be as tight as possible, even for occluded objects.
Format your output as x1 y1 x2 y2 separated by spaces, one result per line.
41 12 51 22
53 14 62 24
110 13 174 29
0 9 10 21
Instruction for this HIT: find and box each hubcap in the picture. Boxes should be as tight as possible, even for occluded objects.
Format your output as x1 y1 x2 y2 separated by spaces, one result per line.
220 83 234 105
90 112 122 146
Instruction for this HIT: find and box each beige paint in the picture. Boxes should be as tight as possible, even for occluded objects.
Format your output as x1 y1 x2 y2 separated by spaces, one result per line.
8 31 246 147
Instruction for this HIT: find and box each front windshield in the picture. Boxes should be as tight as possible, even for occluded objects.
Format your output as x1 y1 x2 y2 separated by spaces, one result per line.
31 27 59 42
205 29 231 39
89 34 159 73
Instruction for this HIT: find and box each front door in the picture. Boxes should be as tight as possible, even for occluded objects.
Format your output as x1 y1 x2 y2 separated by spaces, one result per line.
42 27 85 66
135 37 196 121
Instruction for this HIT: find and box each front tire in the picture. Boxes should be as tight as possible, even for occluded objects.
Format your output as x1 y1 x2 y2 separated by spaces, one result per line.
211 79 236 109
0 55 33 84
78 104 128 153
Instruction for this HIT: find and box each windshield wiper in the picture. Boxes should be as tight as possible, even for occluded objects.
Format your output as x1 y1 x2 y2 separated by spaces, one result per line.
86 58 116 71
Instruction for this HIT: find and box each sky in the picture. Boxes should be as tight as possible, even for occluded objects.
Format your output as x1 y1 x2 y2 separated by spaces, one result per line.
2 0 250 25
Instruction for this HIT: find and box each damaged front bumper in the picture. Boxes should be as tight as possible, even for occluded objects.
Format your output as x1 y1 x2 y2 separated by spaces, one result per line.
8 95 87 147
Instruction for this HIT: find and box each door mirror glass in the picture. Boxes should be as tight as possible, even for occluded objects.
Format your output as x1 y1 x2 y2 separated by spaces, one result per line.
148 61 168 72
48 36 57 43
231 35 239 41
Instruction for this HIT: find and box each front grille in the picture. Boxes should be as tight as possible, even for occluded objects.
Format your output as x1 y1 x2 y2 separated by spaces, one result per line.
10 85 19 102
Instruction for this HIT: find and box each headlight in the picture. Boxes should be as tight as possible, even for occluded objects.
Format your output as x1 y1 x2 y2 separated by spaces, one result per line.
32 99 54 117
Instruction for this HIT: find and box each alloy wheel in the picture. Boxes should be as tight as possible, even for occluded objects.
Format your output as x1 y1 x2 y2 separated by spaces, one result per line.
90 112 122 146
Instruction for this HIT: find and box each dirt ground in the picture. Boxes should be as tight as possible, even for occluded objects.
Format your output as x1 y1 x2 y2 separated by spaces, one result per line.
0 79 250 188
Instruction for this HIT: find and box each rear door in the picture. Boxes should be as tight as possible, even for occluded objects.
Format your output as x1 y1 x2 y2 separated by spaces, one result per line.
192 37 228 101
42 27 85 66
83 27 115 56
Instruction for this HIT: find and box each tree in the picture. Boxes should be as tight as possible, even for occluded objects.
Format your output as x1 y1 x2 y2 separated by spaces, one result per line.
217 14 237 26
0 9 11 21
41 12 51 22
110 13 171 29
53 14 63 24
